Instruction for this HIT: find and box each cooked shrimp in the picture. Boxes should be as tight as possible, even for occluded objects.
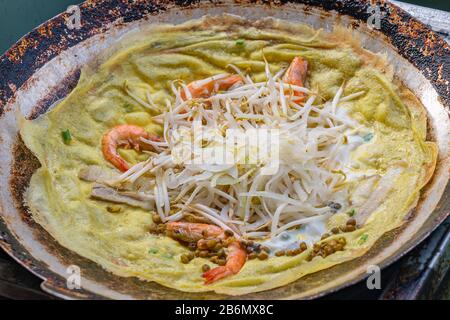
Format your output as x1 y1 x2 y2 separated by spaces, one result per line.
165 221 247 284
102 125 161 172
202 241 247 284
166 221 223 243
182 74 243 100
283 57 308 103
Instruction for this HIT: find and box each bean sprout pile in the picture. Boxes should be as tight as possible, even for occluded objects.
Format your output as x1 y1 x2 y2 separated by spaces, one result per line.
116 62 365 239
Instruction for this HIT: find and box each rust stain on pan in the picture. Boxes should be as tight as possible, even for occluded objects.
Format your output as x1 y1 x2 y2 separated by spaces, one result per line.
383 3 450 97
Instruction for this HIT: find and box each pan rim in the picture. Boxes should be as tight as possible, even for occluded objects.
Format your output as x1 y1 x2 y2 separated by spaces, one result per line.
0 0 449 300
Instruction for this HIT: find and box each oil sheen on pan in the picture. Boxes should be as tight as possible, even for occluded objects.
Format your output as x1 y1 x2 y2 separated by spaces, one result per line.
17 15 438 295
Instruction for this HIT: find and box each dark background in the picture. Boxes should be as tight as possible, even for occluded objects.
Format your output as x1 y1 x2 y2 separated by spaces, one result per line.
0 0 449 55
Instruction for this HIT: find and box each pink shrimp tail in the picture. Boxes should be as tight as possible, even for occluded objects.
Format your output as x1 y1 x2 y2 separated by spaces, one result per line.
203 266 233 285
202 241 247 284
284 57 308 103
182 75 243 100
102 125 161 172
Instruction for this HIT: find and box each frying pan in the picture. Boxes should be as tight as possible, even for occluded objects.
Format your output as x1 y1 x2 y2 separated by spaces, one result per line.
0 0 448 300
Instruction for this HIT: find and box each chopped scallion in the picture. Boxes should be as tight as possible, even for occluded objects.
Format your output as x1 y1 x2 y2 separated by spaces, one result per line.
62 130 72 144
358 234 369 244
